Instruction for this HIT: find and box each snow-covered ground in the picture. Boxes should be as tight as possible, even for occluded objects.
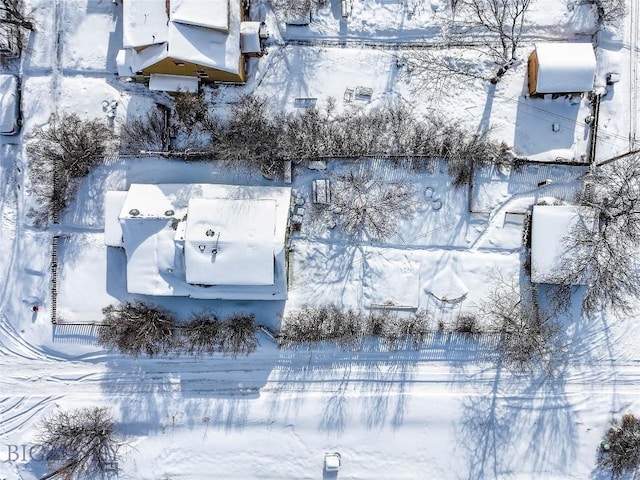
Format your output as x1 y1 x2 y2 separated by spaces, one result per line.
1 0 639 478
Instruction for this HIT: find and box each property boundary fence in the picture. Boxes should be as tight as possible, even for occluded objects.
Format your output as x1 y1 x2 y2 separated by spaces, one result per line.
50 235 59 324
587 93 602 169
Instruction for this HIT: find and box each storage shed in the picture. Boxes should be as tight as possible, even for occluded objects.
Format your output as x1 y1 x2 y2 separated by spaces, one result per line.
527 43 596 96
530 205 597 284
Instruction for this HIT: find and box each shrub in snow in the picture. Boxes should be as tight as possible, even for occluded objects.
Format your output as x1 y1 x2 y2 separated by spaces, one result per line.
217 313 259 357
99 301 177 357
162 95 504 186
181 311 222 356
597 413 640 478
280 305 430 350
99 304 259 358
33 407 123 480
27 113 113 225
454 314 481 335
120 106 167 154
214 95 284 178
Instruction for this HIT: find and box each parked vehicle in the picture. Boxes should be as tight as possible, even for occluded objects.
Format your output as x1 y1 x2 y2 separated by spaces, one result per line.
0 74 21 135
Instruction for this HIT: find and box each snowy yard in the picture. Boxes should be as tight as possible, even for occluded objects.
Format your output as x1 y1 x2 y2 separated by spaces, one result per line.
1 0 639 478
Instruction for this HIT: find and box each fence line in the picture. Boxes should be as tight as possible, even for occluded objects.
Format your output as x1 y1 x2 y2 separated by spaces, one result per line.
50 235 59 324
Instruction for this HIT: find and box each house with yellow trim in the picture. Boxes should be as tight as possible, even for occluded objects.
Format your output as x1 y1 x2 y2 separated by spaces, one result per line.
117 0 264 91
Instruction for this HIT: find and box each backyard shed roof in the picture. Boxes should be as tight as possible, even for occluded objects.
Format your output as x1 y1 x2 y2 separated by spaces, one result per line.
532 43 596 94
530 205 597 284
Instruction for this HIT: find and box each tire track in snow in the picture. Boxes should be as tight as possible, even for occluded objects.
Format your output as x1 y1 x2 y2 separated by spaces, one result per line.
0 314 66 362
0 146 21 315
51 0 64 106
0 396 62 436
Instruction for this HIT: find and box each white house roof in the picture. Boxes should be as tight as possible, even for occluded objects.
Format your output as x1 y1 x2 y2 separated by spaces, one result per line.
122 0 242 76
171 0 229 31
531 205 597 284
534 43 596 94
167 17 241 73
184 198 277 286
112 184 291 300
122 0 168 49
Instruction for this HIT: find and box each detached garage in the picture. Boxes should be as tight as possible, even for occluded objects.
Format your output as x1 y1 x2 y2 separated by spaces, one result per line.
527 43 596 96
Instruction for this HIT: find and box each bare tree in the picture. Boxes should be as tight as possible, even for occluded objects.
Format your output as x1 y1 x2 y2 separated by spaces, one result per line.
182 311 222 356
98 302 177 357
592 0 626 26
480 275 560 373
27 113 113 225
120 106 167 154
329 171 415 241
218 313 259 357
597 413 640 478
213 95 283 177
401 49 495 100
33 407 123 480
552 156 640 316
458 0 533 63
0 0 34 61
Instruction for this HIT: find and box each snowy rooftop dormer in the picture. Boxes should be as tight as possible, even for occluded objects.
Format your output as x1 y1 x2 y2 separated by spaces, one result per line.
122 0 169 49
171 0 230 32
528 43 596 95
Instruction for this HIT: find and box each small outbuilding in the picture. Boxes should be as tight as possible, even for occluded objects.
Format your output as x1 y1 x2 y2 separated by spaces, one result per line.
527 43 596 96
530 205 598 284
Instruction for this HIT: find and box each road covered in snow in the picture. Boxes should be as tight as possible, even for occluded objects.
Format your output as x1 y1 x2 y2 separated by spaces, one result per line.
2 308 640 479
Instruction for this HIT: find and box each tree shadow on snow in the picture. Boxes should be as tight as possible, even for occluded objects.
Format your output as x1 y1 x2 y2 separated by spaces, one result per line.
101 338 278 437
269 334 500 436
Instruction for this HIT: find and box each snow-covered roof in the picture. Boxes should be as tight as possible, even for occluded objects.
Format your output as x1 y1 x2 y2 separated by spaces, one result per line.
122 0 168 49
533 43 596 94
149 73 199 92
530 205 597 284
122 0 242 76
171 0 229 31
167 17 241 73
240 22 261 54
184 198 277 286
115 184 291 300
104 191 127 247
